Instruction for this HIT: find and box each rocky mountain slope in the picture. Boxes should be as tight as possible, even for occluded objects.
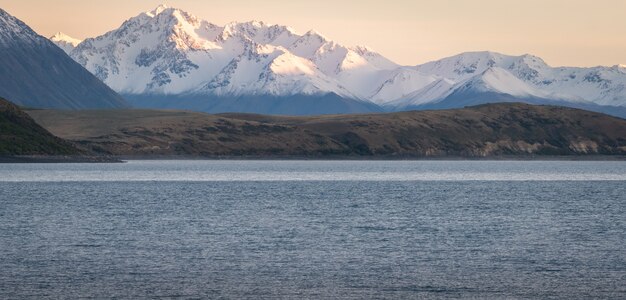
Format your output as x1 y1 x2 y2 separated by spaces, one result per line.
27 103 626 157
0 8 128 109
53 5 626 116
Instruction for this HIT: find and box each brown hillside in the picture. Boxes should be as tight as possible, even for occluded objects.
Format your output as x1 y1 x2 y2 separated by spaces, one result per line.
26 103 626 157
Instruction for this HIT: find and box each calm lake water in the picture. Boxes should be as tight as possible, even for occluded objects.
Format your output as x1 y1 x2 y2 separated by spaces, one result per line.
0 160 625 299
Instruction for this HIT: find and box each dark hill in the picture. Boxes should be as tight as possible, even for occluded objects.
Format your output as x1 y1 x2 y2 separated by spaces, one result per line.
26 103 626 157
0 98 80 155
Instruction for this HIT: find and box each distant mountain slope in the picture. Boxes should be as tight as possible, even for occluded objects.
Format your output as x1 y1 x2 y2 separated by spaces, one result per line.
27 103 626 157
0 8 128 109
54 5 626 116
123 93 383 115
0 98 80 155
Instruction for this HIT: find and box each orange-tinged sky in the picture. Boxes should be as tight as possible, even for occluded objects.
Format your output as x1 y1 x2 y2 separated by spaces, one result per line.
1 0 625 67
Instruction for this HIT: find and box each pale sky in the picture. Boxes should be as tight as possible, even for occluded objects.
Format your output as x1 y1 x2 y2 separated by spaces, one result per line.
1 0 625 67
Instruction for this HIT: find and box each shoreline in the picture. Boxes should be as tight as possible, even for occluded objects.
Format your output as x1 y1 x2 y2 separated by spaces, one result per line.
0 155 123 163
117 155 626 162
2 154 625 163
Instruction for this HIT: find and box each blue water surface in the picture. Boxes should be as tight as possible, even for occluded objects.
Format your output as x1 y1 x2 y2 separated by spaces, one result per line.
0 161 624 299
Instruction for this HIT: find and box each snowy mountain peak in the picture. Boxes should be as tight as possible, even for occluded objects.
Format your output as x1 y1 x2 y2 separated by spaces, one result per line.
247 20 266 28
136 4 207 31
517 54 550 69
147 4 170 17
519 53 545 62
349 45 398 69
287 30 332 59
50 32 81 44
416 51 552 83
152 5 201 26
303 30 328 42
611 64 626 75
49 32 82 53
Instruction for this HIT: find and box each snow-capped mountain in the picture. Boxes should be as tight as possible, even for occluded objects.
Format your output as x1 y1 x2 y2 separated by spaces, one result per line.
398 51 626 109
57 5 626 116
58 5 395 114
50 32 81 54
0 8 128 109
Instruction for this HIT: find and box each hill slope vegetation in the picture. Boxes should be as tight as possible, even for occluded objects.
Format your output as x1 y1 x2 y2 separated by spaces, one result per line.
0 98 81 155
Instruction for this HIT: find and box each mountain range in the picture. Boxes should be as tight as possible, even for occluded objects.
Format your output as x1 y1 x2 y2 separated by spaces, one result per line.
0 5 625 116
45 4 626 116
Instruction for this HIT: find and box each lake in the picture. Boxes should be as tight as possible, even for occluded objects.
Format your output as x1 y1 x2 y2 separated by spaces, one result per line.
0 160 625 299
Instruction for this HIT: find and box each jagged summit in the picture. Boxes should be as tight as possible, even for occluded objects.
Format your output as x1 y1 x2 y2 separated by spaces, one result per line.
146 4 171 17
303 29 328 41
